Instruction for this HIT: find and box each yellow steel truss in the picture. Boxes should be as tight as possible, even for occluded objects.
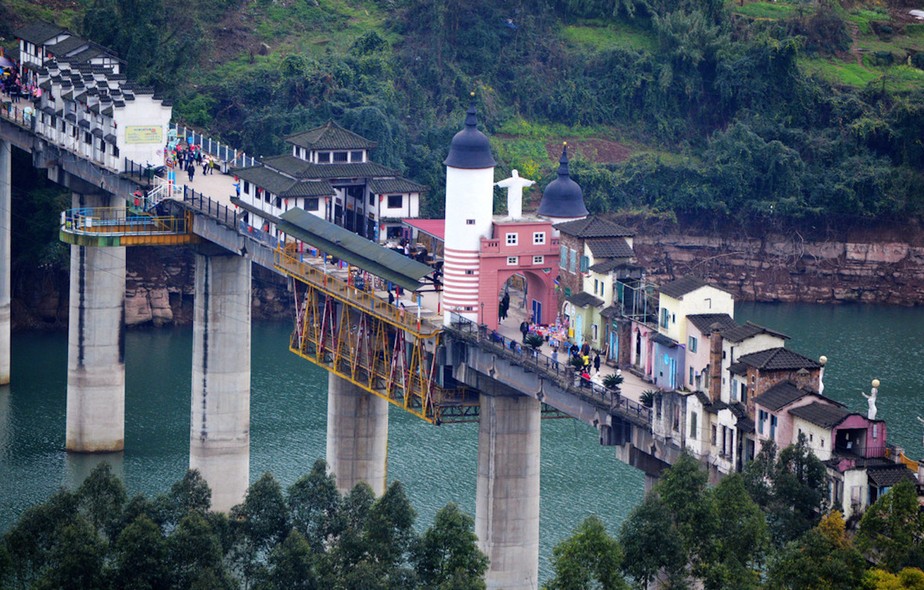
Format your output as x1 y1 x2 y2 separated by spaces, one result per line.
276 249 479 423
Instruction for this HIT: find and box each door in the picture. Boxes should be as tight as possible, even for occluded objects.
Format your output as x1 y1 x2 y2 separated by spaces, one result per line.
531 299 542 325
608 329 618 361
574 314 583 346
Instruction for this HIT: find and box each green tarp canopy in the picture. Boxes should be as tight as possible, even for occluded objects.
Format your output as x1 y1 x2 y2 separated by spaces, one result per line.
278 208 433 293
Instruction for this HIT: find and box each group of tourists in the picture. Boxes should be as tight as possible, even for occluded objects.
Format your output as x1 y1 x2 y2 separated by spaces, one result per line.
164 142 218 181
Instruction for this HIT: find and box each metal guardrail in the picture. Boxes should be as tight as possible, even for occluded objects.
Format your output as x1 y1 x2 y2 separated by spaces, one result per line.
61 207 189 236
181 186 238 228
0 99 35 130
446 311 653 422
170 123 257 169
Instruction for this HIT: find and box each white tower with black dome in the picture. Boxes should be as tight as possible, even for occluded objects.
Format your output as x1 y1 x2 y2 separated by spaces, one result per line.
537 143 588 235
442 97 496 326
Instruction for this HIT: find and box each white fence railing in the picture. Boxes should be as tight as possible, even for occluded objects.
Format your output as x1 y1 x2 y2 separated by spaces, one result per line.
169 122 258 170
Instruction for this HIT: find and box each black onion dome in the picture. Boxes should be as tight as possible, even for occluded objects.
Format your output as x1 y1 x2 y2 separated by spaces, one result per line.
538 144 588 218
443 101 497 169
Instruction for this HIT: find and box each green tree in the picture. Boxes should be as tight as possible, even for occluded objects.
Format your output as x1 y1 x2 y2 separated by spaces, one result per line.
414 503 488 590
766 512 867 590
255 529 321 590
288 459 343 552
769 434 828 545
76 462 127 540
168 511 236 590
856 480 924 572
864 567 924 589
111 515 171 590
33 517 106 590
702 474 768 590
545 515 628 590
619 495 685 588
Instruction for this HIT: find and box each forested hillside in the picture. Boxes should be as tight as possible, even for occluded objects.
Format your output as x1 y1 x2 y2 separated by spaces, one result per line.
4 0 924 234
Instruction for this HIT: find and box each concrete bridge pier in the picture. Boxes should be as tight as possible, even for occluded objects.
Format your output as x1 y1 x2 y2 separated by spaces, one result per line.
189 250 252 512
66 191 126 452
476 393 541 590
0 139 10 385
326 373 389 495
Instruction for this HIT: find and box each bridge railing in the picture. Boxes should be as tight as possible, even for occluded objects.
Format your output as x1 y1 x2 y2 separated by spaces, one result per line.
170 123 257 170
447 312 652 422
181 186 238 229
61 207 189 236
0 99 36 130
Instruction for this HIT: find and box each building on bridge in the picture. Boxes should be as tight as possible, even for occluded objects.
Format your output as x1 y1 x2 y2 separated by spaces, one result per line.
14 23 171 170
231 120 426 244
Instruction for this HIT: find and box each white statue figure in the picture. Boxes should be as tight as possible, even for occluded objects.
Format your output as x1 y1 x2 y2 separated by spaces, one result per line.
861 379 880 420
495 169 535 220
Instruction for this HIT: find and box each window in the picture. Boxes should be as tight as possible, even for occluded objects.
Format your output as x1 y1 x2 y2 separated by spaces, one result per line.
466 219 475 225
533 255 544 264
465 269 474 275
560 246 567 268
387 195 403 209
821 438 825 449
711 425 717 446
580 255 589 272
594 279 599 295
740 382 747 405
770 415 778 440
243 181 250 194
84 132 91 144
661 308 670 329
506 233 518 246
569 249 576 272
758 410 767 434
317 151 331 163
369 193 375 205
872 424 879 439
690 412 698 440
600 283 604 297
333 151 348 162
689 367 694 386
533 232 546 245
507 256 518 265
688 336 698 353
304 198 319 211
350 150 363 162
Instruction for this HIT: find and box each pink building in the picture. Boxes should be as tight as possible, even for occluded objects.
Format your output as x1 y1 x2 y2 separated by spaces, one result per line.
478 219 560 330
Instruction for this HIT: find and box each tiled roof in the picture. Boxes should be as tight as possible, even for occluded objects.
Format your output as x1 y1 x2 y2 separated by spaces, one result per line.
567 292 605 308
660 275 708 299
753 381 811 411
261 155 398 180
553 216 634 239
15 22 67 45
47 36 88 56
600 306 620 318
722 321 789 343
729 361 747 376
687 313 737 334
285 120 377 150
789 402 852 429
283 181 335 198
738 347 821 371
233 165 335 198
234 166 299 195
586 238 634 259
368 178 427 194
651 332 678 347
868 466 916 487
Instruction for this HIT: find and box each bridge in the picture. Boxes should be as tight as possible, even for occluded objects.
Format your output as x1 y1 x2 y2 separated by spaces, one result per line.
0 89 669 590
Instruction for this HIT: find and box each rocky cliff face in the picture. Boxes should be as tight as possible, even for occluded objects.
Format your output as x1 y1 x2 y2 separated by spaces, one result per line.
13 246 291 331
631 230 924 306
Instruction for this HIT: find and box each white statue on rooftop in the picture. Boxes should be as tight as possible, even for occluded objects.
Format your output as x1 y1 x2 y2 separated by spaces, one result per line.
861 378 880 420
495 169 534 220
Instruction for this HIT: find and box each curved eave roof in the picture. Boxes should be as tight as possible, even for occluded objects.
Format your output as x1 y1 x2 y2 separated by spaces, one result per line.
278 208 432 293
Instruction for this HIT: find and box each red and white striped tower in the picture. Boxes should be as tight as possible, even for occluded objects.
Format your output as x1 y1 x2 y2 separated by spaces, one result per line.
442 97 496 326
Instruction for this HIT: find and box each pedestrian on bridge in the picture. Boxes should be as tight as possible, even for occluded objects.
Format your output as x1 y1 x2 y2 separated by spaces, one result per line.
186 161 195 182
519 320 529 342
594 352 601 373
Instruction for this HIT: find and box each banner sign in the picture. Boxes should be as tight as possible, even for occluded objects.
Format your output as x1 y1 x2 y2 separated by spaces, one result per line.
125 126 163 144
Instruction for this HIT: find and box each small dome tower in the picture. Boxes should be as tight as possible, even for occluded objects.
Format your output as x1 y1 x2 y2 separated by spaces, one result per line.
442 95 496 326
538 143 588 229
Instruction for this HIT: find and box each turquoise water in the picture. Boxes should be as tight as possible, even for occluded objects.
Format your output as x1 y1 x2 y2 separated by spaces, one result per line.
0 321 644 580
2 303 922 579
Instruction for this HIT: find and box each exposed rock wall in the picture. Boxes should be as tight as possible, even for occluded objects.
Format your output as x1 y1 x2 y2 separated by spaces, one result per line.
13 246 291 330
632 231 924 306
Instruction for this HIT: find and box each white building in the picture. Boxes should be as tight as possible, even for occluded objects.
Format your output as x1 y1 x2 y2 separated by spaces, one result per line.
232 121 425 243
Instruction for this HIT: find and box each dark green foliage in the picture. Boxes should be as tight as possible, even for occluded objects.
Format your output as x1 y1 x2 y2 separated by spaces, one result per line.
766 513 867 590
112 515 171 590
856 480 924 572
545 515 629 590
619 495 684 587
414 503 488 590
287 459 343 552
744 435 828 546
524 332 545 349
602 372 623 390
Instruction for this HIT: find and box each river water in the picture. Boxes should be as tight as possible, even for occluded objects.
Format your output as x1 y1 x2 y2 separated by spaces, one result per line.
1 303 922 581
